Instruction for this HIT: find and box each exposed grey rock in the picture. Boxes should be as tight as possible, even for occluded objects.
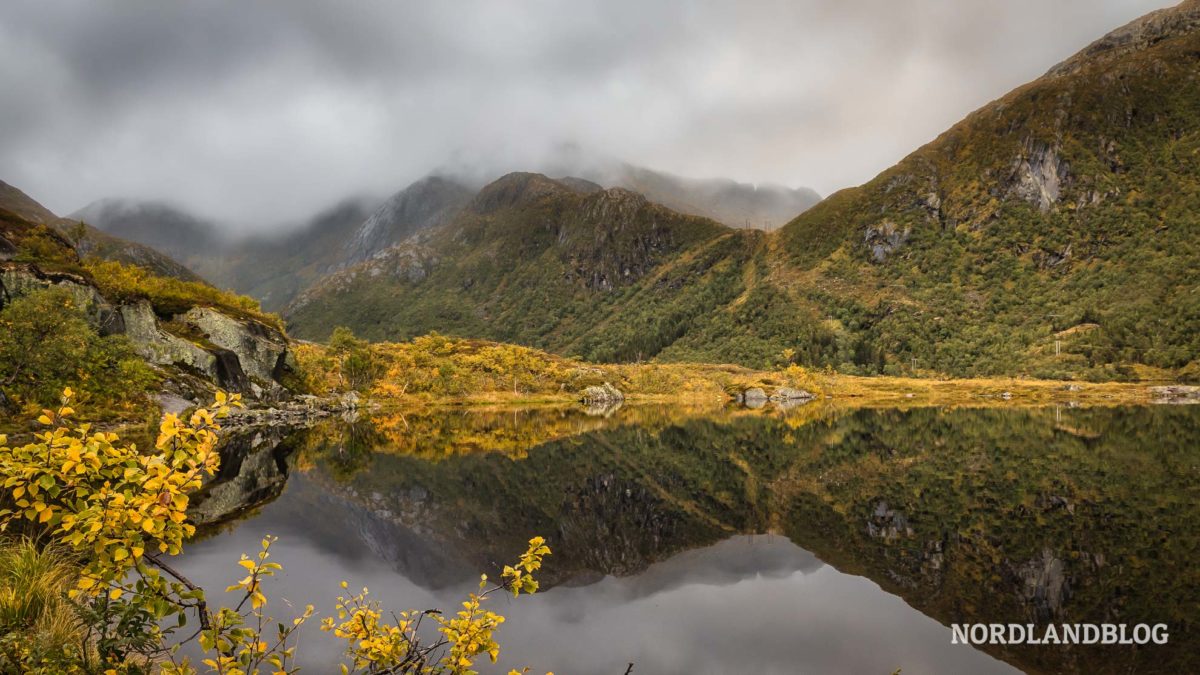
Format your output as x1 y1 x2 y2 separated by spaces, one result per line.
741 387 768 403
119 301 219 379
864 221 910 262
580 382 625 405
1150 385 1200 404
180 306 289 387
770 387 814 402
1013 548 1069 622
1009 139 1069 212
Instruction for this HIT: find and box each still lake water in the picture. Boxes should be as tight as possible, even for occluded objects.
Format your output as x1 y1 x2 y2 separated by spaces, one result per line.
180 403 1200 674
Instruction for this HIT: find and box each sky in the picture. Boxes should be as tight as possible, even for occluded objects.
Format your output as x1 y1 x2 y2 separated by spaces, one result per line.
0 0 1174 231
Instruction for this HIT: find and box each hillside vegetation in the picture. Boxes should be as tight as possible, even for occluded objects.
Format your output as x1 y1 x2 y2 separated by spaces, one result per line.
284 3 1200 382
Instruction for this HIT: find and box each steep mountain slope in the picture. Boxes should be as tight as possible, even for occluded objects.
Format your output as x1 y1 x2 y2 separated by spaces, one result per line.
766 0 1200 379
342 175 472 265
200 196 380 311
286 1 1200 381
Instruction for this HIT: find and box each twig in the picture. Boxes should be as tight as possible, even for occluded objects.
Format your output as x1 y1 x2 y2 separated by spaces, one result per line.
146 553 211 630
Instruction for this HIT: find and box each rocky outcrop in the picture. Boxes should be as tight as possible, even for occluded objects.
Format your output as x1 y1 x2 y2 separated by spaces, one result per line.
864 221 910 262
1009 138 1069 212
1 261 293 399
180 307 289 386
120 301 221 380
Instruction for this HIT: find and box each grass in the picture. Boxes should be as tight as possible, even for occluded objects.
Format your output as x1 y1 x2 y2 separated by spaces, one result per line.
0 538 82 668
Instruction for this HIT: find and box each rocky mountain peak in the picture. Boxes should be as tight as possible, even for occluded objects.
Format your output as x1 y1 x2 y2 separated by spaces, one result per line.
470 172 572 214
344 175 470 265
1045 0 1200 78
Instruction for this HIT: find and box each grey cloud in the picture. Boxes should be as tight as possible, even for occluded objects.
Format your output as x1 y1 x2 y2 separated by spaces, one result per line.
0 0 1173 231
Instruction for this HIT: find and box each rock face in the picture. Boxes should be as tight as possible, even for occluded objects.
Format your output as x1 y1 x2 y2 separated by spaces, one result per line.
864 221 910 262
120 301 221 379
1009 139 1069 212
180 307 289 386
1012 548 1069 622
344 176 472 265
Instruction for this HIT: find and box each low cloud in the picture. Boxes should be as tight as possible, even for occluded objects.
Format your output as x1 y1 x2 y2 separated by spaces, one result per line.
0 0 1169 229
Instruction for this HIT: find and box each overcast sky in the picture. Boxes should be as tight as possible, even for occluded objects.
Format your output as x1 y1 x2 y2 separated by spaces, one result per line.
0 0 1173 230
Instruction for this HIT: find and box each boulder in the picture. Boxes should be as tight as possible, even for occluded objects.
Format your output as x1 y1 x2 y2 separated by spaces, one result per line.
740 387 768 403
1150 385 1200 404
580 382 624 405
770 387 814 402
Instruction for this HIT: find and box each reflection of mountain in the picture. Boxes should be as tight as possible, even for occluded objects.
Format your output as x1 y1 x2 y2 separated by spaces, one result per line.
245 404 1200 674
610 534 824 600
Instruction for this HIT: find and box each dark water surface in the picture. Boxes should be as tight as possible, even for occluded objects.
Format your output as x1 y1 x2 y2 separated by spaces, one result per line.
180 403 1200 674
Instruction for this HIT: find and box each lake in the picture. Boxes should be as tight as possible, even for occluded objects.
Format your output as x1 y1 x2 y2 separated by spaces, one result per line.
179 402 1200 674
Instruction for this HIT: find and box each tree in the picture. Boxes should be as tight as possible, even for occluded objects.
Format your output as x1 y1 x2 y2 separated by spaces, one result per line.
329 326 378 391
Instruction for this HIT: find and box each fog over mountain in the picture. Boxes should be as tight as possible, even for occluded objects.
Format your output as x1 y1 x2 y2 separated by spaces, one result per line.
0 0 1172 232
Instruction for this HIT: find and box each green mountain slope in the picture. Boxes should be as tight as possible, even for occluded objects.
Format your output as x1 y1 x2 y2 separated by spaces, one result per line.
287 1 1200 381
286 173 766 362
769 0 1200 379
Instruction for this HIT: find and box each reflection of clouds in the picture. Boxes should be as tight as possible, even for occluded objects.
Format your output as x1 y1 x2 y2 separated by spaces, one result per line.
183 517 1015 675
495 538 1017 675
606 534 825 600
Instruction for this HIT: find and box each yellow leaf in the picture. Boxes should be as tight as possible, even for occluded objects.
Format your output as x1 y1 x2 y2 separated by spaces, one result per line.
109 588 122 600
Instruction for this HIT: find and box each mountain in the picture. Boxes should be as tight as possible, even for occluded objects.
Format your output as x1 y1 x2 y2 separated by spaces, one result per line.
343 175 473 265
0 181 203 282
286 1 1200 381
592 163 820 231
71 198 225 265
285 173 752 361
536 151 821 230
200 196 380 311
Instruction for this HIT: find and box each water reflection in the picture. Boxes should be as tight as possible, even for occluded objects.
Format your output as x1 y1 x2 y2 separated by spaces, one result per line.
183 403 1200 674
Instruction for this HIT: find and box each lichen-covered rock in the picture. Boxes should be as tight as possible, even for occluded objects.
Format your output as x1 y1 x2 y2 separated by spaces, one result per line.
771 387 814 401
580 382 624 405
119 301 219 379
179 306 290 386
863 221 910 262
